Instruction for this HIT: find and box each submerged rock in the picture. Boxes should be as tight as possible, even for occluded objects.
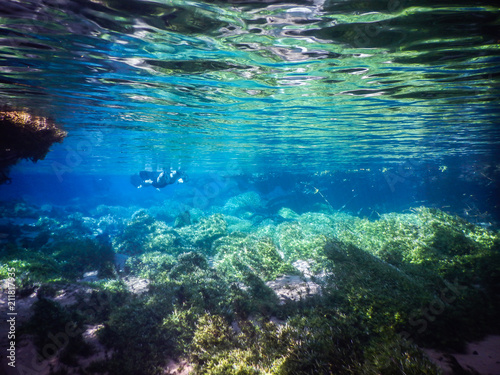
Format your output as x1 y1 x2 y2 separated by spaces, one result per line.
174 210 191 228
266 275 321 304
222 191 262 215
113 210 180 255
175 213 227 252
277 207 299 220
123 276 150 294
0 108 66 184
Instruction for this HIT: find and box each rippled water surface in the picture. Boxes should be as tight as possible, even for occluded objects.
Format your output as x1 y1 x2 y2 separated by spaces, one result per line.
1 0 499 173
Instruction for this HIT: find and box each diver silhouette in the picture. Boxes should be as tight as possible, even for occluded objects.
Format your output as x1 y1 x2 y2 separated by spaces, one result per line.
131 169 187 189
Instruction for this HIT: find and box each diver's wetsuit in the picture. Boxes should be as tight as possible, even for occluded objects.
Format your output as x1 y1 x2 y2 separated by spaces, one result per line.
131 170 186 189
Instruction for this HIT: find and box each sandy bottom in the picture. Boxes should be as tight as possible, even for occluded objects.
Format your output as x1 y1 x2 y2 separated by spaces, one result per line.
424 335 500 375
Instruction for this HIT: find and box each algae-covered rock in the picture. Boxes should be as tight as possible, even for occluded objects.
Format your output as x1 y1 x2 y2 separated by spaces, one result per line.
113 210 180 255
223 191 262 215
336 207 500 288
126 251 176 280
224 215 254 233
277 207 299 220
96 214 124 234
148 199 186 222
175 214 227 252
169 251 209 278
266 275 321 304
274 221 328 263
0 234 115 286
323 238 433 331
189 314 392 375
322 233 498 350
297 212 340 238
213 234 296 282
45 237 116 278
174 211 191 228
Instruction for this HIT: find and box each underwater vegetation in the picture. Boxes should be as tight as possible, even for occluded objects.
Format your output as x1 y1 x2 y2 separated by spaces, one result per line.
1 194 499 374
0 107 66 185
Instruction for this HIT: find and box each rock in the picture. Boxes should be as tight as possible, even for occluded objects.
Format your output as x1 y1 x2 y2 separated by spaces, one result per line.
223 192 262 215
174 211 191 228
278 207 299 220
266 275 321 304
175 214 227 251
0 108 66 184
80 271 99 282
123 276 150 294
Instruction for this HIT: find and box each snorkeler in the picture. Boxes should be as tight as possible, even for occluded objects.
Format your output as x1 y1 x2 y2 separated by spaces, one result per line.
130 169 187 189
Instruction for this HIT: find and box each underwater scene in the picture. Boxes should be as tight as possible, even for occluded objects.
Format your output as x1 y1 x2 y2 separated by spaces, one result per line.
1 0 500 374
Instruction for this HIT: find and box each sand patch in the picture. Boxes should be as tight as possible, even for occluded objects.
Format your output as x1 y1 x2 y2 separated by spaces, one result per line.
424 335 500 375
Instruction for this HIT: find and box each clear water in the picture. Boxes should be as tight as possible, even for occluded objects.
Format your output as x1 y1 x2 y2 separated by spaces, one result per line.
1 0 499 221
1 2 500 374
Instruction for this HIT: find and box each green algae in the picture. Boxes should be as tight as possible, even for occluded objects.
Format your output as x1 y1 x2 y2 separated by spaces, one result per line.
336 207 500 288
126 251 176 280
113 210 181 256
189 313 440 375
213 233 296 282
2 198 499 374
175 213 228 252
223 191 263 215
0 236 115 288
23 298 92 366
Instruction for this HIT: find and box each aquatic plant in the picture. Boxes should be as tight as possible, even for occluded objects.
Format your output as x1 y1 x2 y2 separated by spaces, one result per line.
0 233 115 290
23 298 91 366
224 215 254 233
98 298 176 375
0 245 62 288
113 209 181 255
174 210 192 228
274 221 328 262
189 313 437 375
4 202 498 374
277 207 300 220
96 252 234 374
148 199 186 222
126 251 176 280
222 191 263 215
43 237 115 279
322 238 433 334
336 207 500 289
213 233 296 282
322 227 499 350
175 213 227 253
361 333 441 374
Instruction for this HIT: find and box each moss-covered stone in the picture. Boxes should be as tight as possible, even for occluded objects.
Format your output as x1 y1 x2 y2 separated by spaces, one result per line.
113 210 180 255
175 214 227 253
277 207 299 220
274 221 328 262
214 233 296 282
336 207 500 289
222 191 262 215
126 251 176 280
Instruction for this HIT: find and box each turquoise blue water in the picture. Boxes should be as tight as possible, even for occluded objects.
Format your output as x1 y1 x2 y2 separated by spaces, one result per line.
1 0 499 221
1 2 500 374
